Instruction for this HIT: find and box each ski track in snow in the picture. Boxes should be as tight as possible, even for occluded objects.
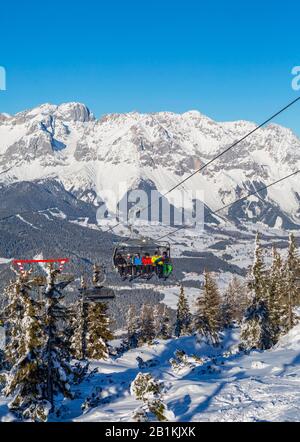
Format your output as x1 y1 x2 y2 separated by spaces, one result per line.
15 214 40 230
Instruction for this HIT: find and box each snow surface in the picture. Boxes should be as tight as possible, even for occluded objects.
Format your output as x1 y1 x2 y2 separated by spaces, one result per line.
1 326 300 422
0 258 12 264
72 325 300 422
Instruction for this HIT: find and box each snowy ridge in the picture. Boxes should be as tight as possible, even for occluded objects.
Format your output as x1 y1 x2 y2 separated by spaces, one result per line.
0 103 300 228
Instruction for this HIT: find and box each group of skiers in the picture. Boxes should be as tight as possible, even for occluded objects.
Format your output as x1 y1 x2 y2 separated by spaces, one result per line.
114 250 173 280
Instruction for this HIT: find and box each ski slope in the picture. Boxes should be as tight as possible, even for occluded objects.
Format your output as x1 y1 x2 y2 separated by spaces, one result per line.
74 326 300 422
1 325 299 422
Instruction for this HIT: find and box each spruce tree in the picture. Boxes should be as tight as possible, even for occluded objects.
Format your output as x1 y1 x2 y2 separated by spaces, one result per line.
43 264 74 410
153 304 171 340
240 234 273 350
157 305 172 340
250 232 268 302
5 288 50 421
267 246 286 344
222 277 238 327
2 271 33 367
194 271 222 345
138 304 155 345
70 276 88 360
86 302 113 359
282 233 299 331
70 300 84 360
153 304 161 338
2 264 87 420
174 286 191 337
2 281 25 367
131 373 168 422
222 276 248 327
92 263 104 287
126 305 139 349
240 299 273 351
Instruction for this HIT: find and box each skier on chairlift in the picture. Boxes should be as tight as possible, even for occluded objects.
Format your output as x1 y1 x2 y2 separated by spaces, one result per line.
126 253 133 277
133 253 142 276
162 251 173 278
142 253 152 275
152 250 163 277
114 253 127 278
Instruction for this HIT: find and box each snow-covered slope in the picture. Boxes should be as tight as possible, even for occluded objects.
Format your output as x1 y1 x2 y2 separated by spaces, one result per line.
55 324 300 422
0 102 300 228
2 326 299 422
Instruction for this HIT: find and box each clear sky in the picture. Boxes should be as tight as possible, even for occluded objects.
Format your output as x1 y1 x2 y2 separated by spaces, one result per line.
0 0 299 134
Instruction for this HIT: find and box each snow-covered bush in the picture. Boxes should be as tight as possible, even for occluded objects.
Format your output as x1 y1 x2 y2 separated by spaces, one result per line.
130 373 170 421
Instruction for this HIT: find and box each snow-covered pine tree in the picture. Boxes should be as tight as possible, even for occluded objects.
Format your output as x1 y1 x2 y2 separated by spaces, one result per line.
4 286 50 422
43 264 74 410
126 304 139 349
2 270 33 367
2 280 25 367
92 263 104 287
194 271 222 345
222 276 248 327
157 305 172 340
282 233 300 331
131 406 148 422
174 286 191 337
153 304 161 338
222 278 238 328
86 301 113 359
70 276 89 360
249 232 268 301
267 246 286 344
240 234 273 350
240 298 272 351
138 304 155 345
131 373 168 422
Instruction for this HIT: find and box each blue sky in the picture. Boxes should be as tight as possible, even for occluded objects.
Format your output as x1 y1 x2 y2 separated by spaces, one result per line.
0 0 299 134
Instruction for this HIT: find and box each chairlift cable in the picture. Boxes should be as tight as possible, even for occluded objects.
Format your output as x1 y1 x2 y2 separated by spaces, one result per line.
103 96 300 234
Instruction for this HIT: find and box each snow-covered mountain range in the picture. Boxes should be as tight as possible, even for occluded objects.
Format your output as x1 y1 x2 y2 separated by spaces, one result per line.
0 102 300 229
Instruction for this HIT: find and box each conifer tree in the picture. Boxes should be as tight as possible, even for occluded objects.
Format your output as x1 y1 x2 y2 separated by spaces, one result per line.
2 264 88 420
126 305 139 349
222 277 238 327
92 263 104 287
174 286 191 337
153 304 161 337
70 276 88 360
3 271 33 366
157 305 172 340
152 304 171 340
282 233 299 331
2 281 24 367
250 232 268 302
138 304 155 345
5 287 50 422
240 298 273 351
222 276 248 326
267 246 286 343
194 271 222 345
131 373 169 422
86 301 113 359
43 264 74 410
240 234 273 350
